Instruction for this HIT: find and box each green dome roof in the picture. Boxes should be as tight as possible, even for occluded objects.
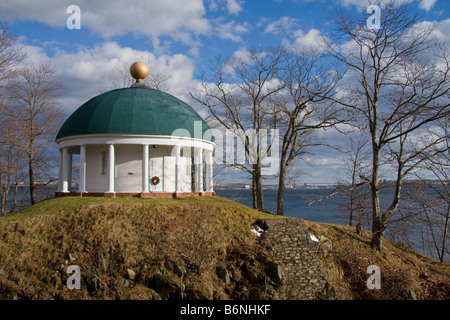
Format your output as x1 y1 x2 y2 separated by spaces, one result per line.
56 87 213 141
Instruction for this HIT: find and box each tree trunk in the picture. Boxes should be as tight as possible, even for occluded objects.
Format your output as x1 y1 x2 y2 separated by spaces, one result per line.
255 162 264 210
349 188 355 226
0 186 5 217
9 180 19 214
276 160 287 216
370 148 382 251
349 163 357 226
29 156 36 205
251 174 257 209
0 175 11 217
439 204 449 263
370 227 384 251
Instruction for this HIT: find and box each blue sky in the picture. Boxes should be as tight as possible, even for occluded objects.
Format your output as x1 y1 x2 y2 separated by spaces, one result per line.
1 0 449 184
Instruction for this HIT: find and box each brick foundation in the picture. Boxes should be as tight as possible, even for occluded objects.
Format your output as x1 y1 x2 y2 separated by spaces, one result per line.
55 192 216 199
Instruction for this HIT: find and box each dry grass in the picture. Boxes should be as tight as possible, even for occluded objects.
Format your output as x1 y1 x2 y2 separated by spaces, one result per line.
0 196 279 300
304 221 450 300
1 196 447 300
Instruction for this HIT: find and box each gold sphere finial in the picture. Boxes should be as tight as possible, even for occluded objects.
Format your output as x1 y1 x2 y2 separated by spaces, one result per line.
130 61 149 83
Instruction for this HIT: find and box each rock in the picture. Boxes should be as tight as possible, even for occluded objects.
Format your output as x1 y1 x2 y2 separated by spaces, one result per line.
249 286 264 299
318 235 333 257
84 276 100 293
245 265 260 282
148 274 185 300
165 260 185 278
216 265 231 284
127 268 137 281
149 274 167 291
186 288 210 300
265 262 282 284
318 235 332 251
120 278 131 287
325 283 336 300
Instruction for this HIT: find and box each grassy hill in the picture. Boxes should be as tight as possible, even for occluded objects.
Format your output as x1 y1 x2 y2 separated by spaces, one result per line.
306 221 450 299
0 196 448 300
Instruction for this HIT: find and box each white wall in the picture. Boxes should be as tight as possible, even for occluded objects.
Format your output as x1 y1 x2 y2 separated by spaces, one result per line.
150 157 164 192
85 145 108 192
163 156 176 192
114 145 142 193
85 144 192 193
179 157 192 192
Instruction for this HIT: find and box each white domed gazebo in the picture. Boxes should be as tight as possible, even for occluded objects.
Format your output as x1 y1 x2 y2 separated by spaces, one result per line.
55 62 215 198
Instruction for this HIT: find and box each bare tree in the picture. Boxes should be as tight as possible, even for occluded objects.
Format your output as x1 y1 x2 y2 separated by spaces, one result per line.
0 22 26 215
191 48 285 210
327 1 450 251
5 61 64 205
271 49 343 215
402 117 450 262
0 22 25 84
0 119 25 216
339 130 371 231
303 130 371 232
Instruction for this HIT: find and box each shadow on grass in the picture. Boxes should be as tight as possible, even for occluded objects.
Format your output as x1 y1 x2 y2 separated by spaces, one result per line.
329 225 372 247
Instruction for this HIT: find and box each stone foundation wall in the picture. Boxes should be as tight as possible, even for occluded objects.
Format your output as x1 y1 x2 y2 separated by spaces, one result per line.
54 192 216 199
262 218 336 300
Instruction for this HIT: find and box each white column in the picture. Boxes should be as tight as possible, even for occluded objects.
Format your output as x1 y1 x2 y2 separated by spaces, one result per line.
199 148 204 192
175 145 181 193
67 153 72 191
205 150 214 193
108 144 115 193
61 147 69 193
142 144 149 193
78 145 86 193
195 147 204 192
58 149 63 192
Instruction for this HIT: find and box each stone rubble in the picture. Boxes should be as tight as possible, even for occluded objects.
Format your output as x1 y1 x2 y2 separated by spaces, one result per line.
262 218 336 300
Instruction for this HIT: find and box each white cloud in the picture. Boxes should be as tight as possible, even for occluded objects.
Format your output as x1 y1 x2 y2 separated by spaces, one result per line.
207 0 219 11
227 0 243 15
431 18 450 44
419 0 437 11
342 0 414 6
327 0 415 11
264 16 301 35
20 41 198 113
0 0 210 42
231 47 251 60
281 28 326 52
215 20 249 42
262 17 326 52
293 28 323 48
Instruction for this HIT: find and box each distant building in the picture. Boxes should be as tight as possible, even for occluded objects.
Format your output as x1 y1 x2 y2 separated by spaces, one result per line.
55 62 215 198
286 177 295 189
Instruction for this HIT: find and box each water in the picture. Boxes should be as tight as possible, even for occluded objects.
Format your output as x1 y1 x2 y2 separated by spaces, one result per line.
216 188 449 261
216 188 349 224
